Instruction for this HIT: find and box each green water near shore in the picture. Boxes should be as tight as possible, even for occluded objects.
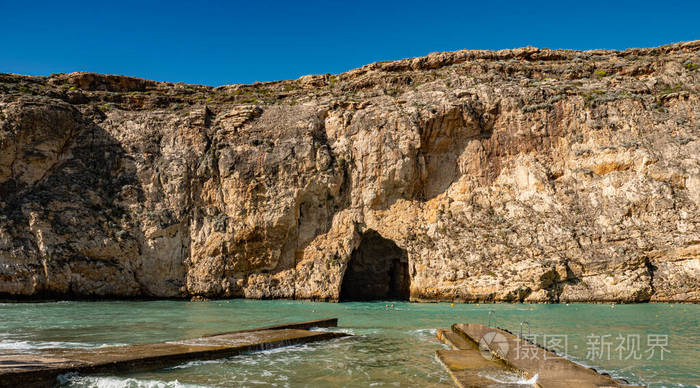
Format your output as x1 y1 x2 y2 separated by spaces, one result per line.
1 300 698 387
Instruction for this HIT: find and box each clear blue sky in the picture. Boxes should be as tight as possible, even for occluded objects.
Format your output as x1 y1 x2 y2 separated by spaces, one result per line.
1 0 698 86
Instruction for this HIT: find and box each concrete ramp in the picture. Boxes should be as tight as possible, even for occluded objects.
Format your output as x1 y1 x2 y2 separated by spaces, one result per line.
0 318 345 388
436 328 532 388
437 323 645 388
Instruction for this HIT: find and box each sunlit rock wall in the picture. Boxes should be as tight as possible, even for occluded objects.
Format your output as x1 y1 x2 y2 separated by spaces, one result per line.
0 41 698 302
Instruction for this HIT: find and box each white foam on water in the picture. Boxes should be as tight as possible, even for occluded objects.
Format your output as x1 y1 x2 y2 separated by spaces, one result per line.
411 328 437 336
0 339 126 351
168 339 345 371
310 326 384 337
0 339 86 350
309 326 356 335
477 370 538 385
0 339 34 350
57 373 209 388
168 358 227 369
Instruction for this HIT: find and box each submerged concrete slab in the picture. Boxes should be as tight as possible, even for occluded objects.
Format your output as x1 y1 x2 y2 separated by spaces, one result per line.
436 350 531 388
437 328 479 351
436 329 528 388
452 323 644 388
200 317 339 336
0 318 346 388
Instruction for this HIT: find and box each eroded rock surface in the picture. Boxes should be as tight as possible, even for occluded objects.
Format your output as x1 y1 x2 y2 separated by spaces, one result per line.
1 41 698 302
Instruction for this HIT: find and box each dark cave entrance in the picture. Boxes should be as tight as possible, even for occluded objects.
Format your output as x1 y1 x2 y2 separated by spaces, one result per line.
339 230 410 301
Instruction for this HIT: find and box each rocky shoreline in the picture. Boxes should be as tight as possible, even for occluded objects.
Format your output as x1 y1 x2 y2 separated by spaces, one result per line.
1 41 698 303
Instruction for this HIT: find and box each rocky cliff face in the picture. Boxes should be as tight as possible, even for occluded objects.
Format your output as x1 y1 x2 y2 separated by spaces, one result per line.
1 41 699 302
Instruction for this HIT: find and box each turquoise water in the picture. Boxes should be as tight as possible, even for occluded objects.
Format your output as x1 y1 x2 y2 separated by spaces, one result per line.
1 300 698 387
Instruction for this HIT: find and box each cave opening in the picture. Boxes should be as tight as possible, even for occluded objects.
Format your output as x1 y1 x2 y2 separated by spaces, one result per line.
339 230 410 301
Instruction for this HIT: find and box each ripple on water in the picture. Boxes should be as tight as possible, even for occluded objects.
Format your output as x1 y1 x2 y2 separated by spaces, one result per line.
2 301 698 387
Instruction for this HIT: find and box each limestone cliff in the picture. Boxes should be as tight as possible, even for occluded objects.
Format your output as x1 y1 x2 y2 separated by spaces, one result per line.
1 41 698 302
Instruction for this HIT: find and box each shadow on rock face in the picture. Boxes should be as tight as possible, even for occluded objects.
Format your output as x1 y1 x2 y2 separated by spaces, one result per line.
0 97 186 298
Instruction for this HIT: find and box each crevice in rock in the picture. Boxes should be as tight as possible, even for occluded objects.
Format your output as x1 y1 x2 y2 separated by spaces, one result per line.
644 256 657 298
339 230 410 301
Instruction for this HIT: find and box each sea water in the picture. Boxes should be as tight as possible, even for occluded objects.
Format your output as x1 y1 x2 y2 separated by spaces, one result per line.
1 300 698 387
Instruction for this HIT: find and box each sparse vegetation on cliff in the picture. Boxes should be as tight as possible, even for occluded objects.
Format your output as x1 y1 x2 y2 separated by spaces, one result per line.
0 40 698 303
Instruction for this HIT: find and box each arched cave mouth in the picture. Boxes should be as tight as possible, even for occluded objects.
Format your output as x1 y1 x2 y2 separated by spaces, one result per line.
339 230 410 301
